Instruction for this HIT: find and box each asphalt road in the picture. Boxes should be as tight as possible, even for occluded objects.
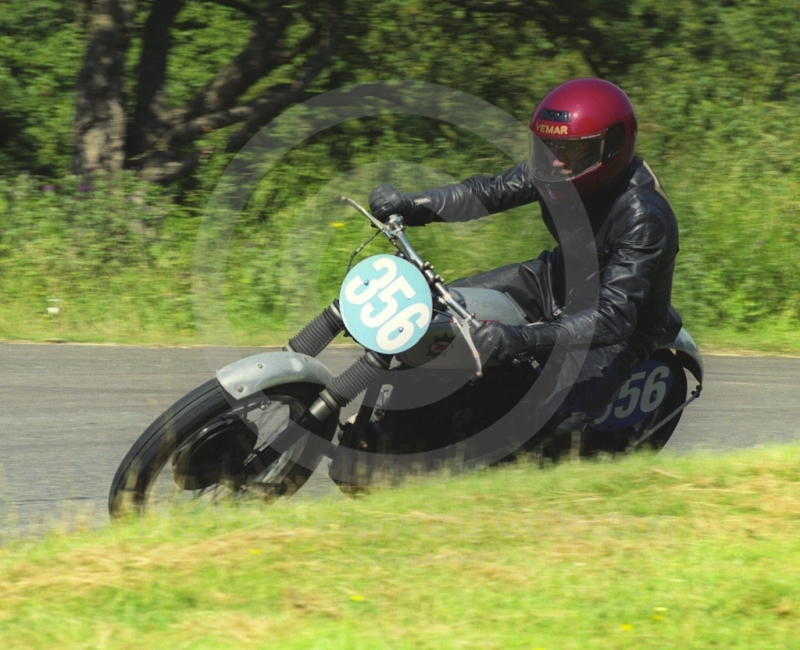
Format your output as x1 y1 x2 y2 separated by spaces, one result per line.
0 343 798 532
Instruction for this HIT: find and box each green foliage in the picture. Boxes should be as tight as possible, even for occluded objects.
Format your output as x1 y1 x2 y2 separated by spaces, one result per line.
0 172 198 342
0 2 84 176
157 3 253 109
0 0 799 347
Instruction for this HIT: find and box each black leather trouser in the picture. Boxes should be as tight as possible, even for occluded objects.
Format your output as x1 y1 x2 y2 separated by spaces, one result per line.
449 257 561 324
449 258 643 436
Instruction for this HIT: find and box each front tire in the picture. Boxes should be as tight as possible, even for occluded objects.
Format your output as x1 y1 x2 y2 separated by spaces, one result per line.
108 380 336 518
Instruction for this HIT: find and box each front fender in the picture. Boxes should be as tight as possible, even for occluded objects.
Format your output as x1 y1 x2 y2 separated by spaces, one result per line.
216 351 333 400
656 327 703 386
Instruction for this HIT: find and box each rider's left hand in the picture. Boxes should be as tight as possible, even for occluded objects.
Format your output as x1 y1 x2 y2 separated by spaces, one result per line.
473 321 542 363
369 184 409 223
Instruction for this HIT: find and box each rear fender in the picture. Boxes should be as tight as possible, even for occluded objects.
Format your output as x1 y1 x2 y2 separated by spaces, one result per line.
656 328 703 386
216 351 333 401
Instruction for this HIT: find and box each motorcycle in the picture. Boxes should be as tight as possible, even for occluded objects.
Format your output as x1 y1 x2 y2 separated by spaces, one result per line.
108 197 703 517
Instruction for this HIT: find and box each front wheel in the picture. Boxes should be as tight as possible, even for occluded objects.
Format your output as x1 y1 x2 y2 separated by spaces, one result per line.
108 380 337 518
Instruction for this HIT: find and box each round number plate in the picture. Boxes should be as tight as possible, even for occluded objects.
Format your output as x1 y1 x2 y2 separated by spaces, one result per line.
339 254 433 354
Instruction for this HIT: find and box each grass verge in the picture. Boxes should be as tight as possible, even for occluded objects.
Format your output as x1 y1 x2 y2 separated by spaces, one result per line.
1 446 799 648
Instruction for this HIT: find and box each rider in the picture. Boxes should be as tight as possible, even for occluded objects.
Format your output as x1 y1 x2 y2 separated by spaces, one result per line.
368 78 679 444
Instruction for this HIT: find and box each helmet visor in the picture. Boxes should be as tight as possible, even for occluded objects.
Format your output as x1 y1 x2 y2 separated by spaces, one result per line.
529 133 604 183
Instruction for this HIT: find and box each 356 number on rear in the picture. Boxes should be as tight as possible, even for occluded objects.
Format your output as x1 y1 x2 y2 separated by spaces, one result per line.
592 360 673 431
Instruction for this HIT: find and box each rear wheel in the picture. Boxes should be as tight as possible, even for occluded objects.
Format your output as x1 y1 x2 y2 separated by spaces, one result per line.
637 349 688 450
108 380 336 518
583 349 689 455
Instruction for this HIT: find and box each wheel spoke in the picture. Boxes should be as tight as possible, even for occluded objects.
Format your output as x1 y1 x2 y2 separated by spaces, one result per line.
133 391 322 511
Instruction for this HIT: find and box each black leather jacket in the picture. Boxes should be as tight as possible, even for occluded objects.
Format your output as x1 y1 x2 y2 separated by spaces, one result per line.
401 157 679 359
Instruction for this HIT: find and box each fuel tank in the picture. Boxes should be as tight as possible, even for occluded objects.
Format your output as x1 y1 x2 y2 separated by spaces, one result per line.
397 288 529 367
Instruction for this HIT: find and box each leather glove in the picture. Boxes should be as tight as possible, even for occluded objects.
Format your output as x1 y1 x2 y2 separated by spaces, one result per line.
369 184 410 223
473 321 542 363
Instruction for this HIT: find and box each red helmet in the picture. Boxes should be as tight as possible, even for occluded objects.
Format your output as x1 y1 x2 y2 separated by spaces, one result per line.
528 78 637 197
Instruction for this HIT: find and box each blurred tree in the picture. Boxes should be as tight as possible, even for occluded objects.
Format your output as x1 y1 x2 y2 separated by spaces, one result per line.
0 2 83 177
444 0 680 82
72 0 340 181
4 0 799 181
73 0 136 176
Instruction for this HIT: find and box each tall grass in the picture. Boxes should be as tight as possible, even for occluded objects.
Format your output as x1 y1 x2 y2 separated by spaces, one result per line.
0 172 199 343
1 446 799 648
1 116 798 351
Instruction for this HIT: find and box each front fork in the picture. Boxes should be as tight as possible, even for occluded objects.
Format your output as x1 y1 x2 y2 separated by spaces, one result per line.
284 300 345 358
272 301 392 455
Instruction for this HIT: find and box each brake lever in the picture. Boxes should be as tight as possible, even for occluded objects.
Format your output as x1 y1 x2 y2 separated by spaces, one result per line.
340 196 388 231
454 317 484 379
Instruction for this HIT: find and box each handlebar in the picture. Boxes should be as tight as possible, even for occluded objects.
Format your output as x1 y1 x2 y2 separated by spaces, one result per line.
340 195 485 377
339 196 479 326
